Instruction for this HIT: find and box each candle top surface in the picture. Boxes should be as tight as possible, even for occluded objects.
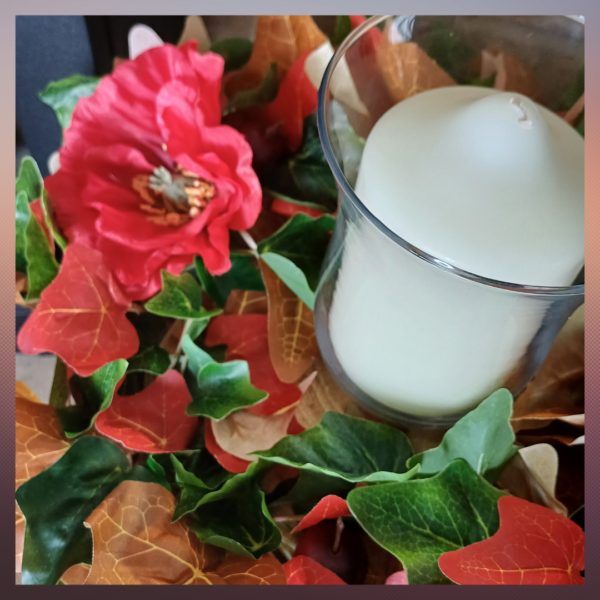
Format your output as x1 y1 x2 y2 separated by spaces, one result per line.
354 86 584 287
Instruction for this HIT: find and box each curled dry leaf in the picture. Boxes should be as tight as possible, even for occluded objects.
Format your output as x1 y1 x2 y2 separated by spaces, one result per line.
513 305 584 432
224 290 269 315
519 444 559 497
211 405 296 462
15 385 70 572
295 355 362 429
82 480 225 585
438 496 584 584
17 243 139 377
206 314 302 415
496 447 567 516
377 39 455 105
214 553 287 585
226 16 327 96
95 370 199 453
260 261 318 384
284 555 346 585
291 496 351 533
481 47 542 102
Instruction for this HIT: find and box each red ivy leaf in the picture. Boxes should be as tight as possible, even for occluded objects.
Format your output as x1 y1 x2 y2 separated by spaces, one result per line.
271 198 324 219
205 314 302 416
438 496 585 585
291 496 351 533
204 419 252 474
95 370 198 453
17 243 139 376
284 556 347 585
386 571 408 585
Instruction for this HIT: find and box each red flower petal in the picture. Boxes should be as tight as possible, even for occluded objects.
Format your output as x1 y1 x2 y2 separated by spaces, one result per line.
17 243 139 376
204 419 251 474
205 315 302 416
291 496 351 534
438 496 585 585
284 556 347 585
95 370 198 453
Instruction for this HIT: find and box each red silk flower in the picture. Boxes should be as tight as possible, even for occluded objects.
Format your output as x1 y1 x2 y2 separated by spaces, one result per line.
45 42 262 301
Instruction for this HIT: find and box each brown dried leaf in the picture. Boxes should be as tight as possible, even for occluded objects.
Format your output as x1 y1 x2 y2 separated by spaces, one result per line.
294 355 362 429
377 39 455 104
60 563 91 585
226 15 327 96
224 290 269 316
482 47 543 101
15 384 70 572
496 450 567 516
214 553 287 585
513 306 584 432
211 406 296 461
83 480 226 585
260 261 318 384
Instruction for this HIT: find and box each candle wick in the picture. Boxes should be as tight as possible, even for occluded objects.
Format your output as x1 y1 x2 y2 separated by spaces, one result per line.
509 97 534 130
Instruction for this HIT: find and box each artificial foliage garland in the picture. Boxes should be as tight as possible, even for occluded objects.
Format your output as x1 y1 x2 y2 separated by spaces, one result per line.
15 15 584 585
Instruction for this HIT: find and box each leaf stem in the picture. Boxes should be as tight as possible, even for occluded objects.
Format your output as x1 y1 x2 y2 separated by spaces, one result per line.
332 516 344 554
171 318 192 369
239 230 259 256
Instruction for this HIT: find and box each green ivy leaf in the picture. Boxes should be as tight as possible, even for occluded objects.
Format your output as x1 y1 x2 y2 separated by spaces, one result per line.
347 459 507 585
17 437 130 585
426 21 475 82
331 16 352 46
407 389 519 482
57 359 128 437
254 411 417 483
186 360 268 420
126 312 170 347
145 455 173 492
39 74 101 131
187 462 281 559
16 156 43 203
48 358 69 409
262 113 338 213
41 189 68 250
16 190 30 275
258 213 335 302
145 270 222 320
126 346 170 375
210 37 253 73
181 334 214 379
195 253 265 308
225 63 279 113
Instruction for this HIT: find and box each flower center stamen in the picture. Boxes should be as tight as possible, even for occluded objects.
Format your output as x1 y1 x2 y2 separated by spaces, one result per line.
132 165 215 226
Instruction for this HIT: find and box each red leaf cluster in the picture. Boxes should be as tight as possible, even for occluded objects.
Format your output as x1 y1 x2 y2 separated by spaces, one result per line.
284 555 346 585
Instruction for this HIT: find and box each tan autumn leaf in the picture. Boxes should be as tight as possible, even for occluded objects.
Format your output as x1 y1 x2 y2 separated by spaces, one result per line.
513 305 584 432
226 15 327 96
82 480 226 585
496 450 567 516
377 39 455 104
295 355 362 429
15 385 70 572
214 553 287 585
260 261 318 384
177 16 210 53
481 47 542 102
519 443 559 497
224 290 268 316
211 406 296 461
60 563 92 585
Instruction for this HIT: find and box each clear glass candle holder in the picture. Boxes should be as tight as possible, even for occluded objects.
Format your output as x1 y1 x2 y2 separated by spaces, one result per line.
315 15 584 428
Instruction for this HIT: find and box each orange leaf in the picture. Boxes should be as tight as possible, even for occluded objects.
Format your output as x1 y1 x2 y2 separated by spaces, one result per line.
17 243 139 376
226 16 327 97
214 553 287 585
15 384 70 572
284 555 346 585
438 496 584 585
377 39 455 104
60 564 92 585
291 496 351 533
224 290 269 316
260 260 318 384
82 480 226 585
211 405 296 462
95 370 199 453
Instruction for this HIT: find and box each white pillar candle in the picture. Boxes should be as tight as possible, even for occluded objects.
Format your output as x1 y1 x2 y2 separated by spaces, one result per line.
328 87 584 417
